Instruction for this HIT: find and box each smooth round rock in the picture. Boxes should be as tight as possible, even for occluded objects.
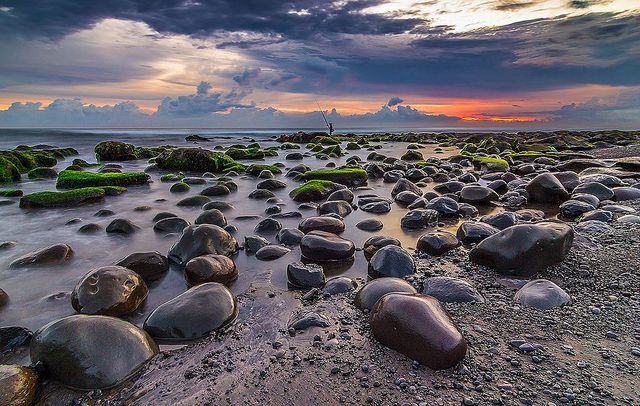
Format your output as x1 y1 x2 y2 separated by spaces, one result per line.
243 235 270 254
185 254 238 286
613 187 640 201
371 293 467 370
368 245 415 278
168 224 239 266
203 201 234 211
106 218 139 234
143 283 237 341
153 217 189 233
30 315 158 389
276 228 305 246
255 245 291 261
514 279 570 310
573 182 614 201
525 173 570 203
9 243 74 268
416 231 460 256
298 216 345 234
318 200 353 217
391 178 422 198
469 222 574 275
426 197 459 216
115 251 169 282
176 195 210 207
355 277 417 310
459 185 499 205
300 231 355 262
0 365 38 406
200 184 230 196
363 236 402 260
360 200 391 213
456 221 499 245
356 219 384 231
400 209 439 229
422 276 484 303
322 277 358 295
195 209 227 227
559 200 595 220
327 189 354 203
71 266 148 316
480 211 518 230
287 262 325 289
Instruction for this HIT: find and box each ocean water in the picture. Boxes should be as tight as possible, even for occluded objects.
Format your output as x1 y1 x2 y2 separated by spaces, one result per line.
0 128 488 334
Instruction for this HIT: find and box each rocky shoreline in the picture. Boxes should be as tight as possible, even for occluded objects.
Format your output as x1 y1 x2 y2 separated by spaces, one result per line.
0 130 639 405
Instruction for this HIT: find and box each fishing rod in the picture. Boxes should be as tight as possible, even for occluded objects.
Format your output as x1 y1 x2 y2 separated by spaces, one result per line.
316 101 329 129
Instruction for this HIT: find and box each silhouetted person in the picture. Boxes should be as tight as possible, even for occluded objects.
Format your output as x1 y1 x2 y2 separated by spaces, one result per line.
328 122 334 136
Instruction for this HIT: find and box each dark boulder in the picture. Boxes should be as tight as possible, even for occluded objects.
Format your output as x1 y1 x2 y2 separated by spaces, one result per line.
30 315 158 389
9 243 73 268
514 279 570 310
456 221 499 245
287 262 325 289
368 245 415 278
400 209 438 229
469 222 574 275
195 209 227 227
355 277 416 310
300 231 355 262
115 251 169 282
298 216 345 234
422 276 484 303
185 254 237 286
459 185 499 205
143 283 237 341
168 224 239 266
255 245 291 261
525 173 569 203
371 294 467 370
416 231 460 256
153 217 189 233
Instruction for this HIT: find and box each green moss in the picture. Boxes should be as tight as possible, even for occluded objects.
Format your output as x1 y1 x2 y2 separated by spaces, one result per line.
315 145 343 157
280 143 301 150
56 170 150 189
289 180 341 202
415 160 436 167
155 148 240 172
0 157 21 183
95 141 137 161
302 167 367 186
346 142 360 150
20 187 106 208
0 189 23 197
245 164 282 176
461 143 477 154
226 147 266 160
224 163 247 173
472 156 509 168
134 146 169 159
27 167 58 179
72 158 100 167
170 182 190 193
316 136 339 145
160 173 184 182
102 186 127 196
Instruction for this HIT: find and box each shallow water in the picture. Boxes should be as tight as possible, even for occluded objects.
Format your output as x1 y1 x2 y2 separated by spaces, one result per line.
0 128 561 333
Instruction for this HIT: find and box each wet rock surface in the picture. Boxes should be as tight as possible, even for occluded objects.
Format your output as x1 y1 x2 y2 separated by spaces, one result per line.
184 254 238 286
143 283 238 342
30 315 158 390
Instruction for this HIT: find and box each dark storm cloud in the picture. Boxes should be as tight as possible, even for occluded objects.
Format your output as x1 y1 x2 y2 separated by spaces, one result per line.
387 96 403 106
0 0 421 41
569 0 612 9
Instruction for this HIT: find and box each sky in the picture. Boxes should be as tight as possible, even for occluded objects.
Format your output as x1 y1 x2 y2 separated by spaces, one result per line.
0 0 638 129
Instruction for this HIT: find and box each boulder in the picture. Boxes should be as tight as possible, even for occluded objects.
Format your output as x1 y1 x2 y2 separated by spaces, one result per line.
400 209 438 229
456 221 499 245
143 283 237 341
298 216 345 234
115 251 169 282
195 209 227 227
168 224 239 266
525 173 570 203
459 185 499 205
363 236 402 260
276 228 304 246
243 235 270 254
9 243 73 268
426 197 459 216
355 277 416 310
71 266 148 316
185 254 237 286
572 182 614 201
371 294 467 370
368 245 415 278
422 276 484 303
287 262 325 289
356 218 384 231
153 217 189 233
255 245 291 261
514 279 570 310
106 218 139 234
318 200 353 217
322 277 358 295
391 179 421 198
416 231 460 256
300 231 355 262
469 222 574 275
30 315 158 389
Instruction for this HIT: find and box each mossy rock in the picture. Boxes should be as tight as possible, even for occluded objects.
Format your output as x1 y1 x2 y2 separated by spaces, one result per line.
314 145 343 158
302 167 368 187
65 165 84 171
245 164 282 176
72 158 100 168
0 189 23 197
160 173 183 182
472 156 509 168
155 148 239 172
346 142 361 150
225 147 265 160
170 182 190 193
102 186 127 196
95 141 137 161
280 143 301 150
20 188 106 208
316 136 339 145
0 157 21 183
56 170 150 189
133 146 169 159
289 180 346 202
27 167 58 179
